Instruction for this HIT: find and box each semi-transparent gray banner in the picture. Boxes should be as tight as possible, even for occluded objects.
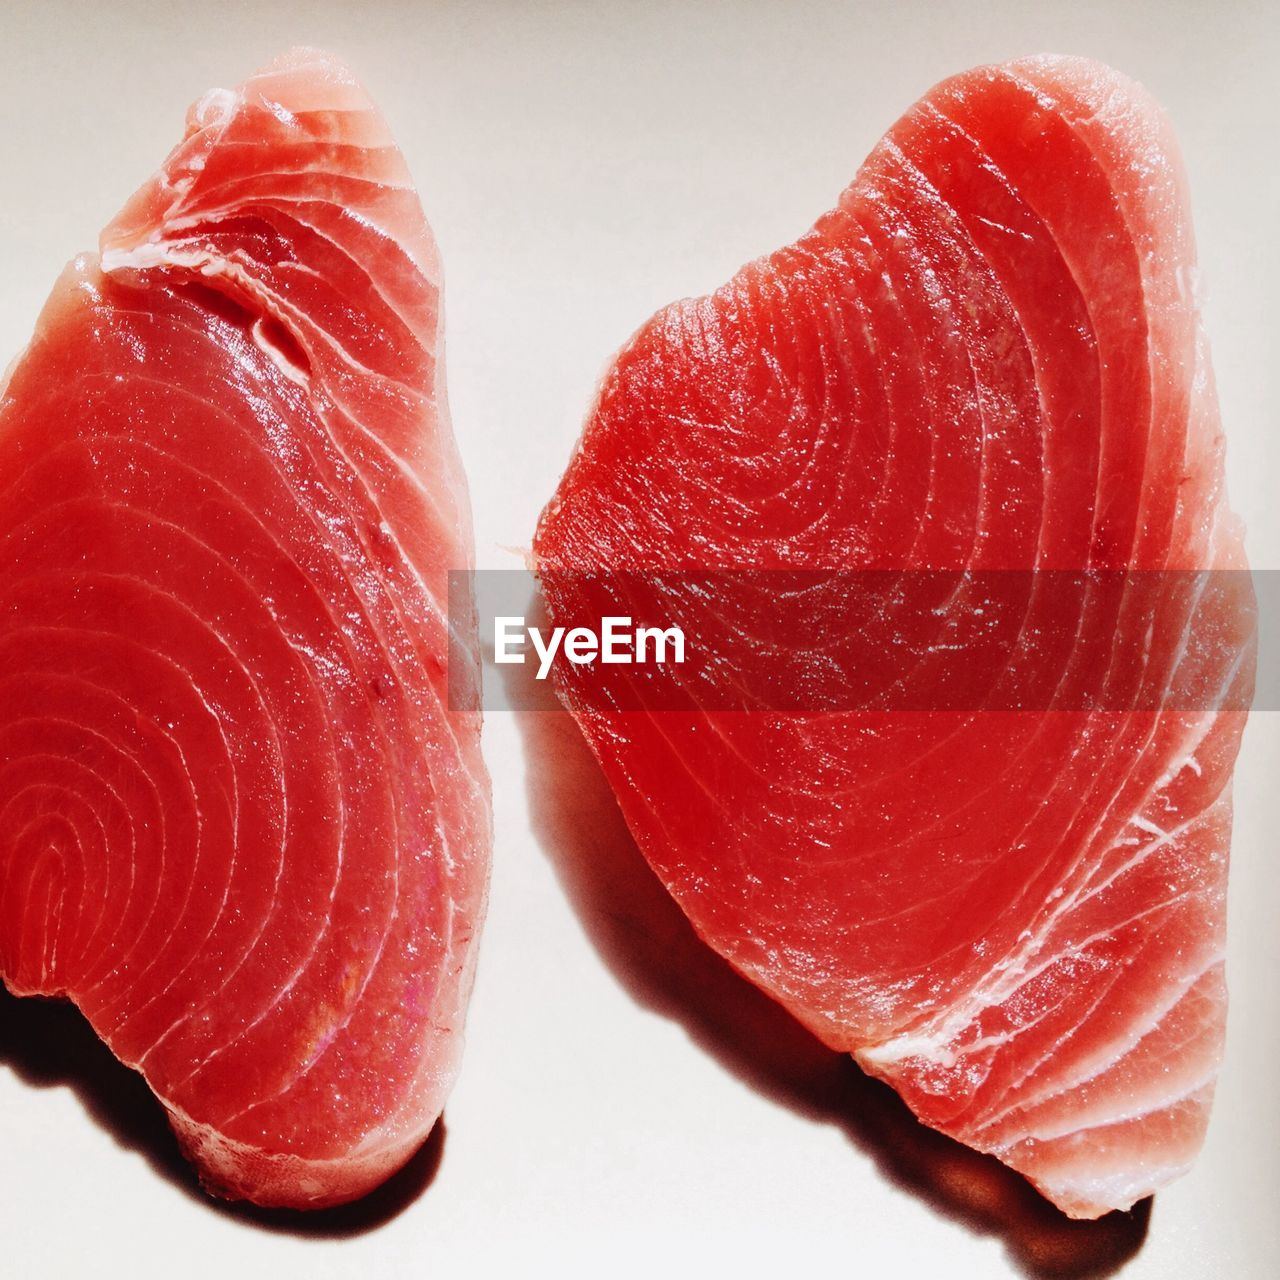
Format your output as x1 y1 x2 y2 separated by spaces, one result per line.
449 569 1263 713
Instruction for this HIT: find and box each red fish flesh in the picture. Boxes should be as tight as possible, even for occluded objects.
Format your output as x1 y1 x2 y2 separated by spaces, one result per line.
0 49 491 1209
534 56 1254 1218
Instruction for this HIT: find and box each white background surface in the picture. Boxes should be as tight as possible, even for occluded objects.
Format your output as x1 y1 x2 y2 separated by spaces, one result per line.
1 2 1277 1277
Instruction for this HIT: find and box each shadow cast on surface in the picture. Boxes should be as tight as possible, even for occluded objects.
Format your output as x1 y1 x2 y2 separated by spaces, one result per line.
504 646 1150 1279
0 984 445 1238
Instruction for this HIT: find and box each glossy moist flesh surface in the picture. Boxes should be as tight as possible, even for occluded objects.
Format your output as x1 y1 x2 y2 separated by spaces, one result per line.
535 56 1254 1218
0 49 491 1209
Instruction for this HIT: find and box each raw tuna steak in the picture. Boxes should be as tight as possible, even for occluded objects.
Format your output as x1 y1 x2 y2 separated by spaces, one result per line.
0 49 490 1208
534 56 1254 1218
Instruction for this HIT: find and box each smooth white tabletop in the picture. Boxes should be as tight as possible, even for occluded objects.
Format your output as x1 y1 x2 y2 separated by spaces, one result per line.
1 2 1276 1277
